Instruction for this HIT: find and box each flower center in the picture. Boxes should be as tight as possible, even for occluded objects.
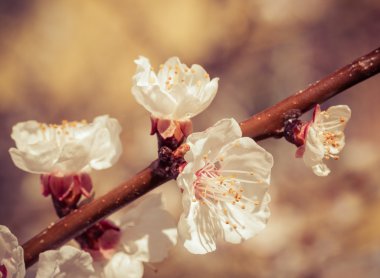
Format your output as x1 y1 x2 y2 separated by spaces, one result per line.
38 119 88 137
321 131 341 160
193 159 261 230
0 264 7 278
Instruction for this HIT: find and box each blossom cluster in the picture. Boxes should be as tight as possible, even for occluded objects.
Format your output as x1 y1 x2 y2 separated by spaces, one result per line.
1 56 352 277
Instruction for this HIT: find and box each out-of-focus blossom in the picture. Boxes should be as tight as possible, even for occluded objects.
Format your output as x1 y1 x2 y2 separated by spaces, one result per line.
297 105 351 176
177 118 273 254
9 115 122 175
0 225 25 278
98 193 178 278
36 246 95 278
132 56 218 121
76 220 121 262
52 194 177 278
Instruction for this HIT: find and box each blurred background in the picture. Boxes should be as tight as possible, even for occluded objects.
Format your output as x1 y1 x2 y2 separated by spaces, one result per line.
1 0 380 277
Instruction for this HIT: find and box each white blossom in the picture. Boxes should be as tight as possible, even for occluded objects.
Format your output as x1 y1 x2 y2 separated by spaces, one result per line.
0 225 25 278
36 246 95 278
9 115 122 175
177 118 273 254
132 56 218 121
298 105 351 176
98 193 178 278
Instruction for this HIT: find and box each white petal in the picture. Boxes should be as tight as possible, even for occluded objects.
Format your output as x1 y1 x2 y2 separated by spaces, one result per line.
131 56 217 120
311 163 331 176
222 193 271 244
171 78 219 120
315 105 351 132
183 118 242 169
131 84 177 118
102 252 143 278
9 146 59 174
89 116 123 170
0 225 25 278
178 201 217 254
119 194 177 263
9 115 122 174
133 56 157 87
36 246 95 278
303 126 326 171
219 137 274 184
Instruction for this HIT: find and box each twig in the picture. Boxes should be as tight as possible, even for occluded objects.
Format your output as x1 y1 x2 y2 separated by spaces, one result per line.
240 47 380 139
22 47 380 268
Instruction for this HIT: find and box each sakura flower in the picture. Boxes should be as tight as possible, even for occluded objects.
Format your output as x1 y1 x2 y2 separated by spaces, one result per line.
9 115 122 208
0 225 25 278
75 194 177 278
177 118 273 254
9 115 122 175
36 246 95 278
132 56 218 121
297 105 351 176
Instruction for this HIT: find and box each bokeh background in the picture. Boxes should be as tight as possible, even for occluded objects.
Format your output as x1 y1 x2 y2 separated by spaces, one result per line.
1 0 380 277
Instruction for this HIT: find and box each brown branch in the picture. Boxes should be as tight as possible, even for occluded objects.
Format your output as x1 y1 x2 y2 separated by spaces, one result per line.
240 47 380 139
22 47 380 268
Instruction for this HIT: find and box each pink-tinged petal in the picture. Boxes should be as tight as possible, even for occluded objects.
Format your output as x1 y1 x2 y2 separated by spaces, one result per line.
36 246 95 278
312 104 321 122
295 145 306 158
40 174 51 197
78 173 93 198
76 220 121 261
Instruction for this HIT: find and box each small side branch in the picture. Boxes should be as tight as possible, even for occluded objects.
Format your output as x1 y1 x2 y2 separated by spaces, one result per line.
240 47 380 140
22 46 380 268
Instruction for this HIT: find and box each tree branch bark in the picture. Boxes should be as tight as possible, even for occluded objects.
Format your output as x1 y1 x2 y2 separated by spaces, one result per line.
22 46 380 268
240 47 380 139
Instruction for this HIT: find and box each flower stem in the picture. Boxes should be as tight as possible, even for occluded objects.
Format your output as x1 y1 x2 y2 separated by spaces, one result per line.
22 46 380 268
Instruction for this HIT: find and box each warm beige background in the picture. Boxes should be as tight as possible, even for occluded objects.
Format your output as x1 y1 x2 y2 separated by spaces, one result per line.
1 0 380 277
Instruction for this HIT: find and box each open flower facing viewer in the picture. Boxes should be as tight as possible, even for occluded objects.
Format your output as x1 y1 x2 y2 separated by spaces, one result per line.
177 118 273 254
